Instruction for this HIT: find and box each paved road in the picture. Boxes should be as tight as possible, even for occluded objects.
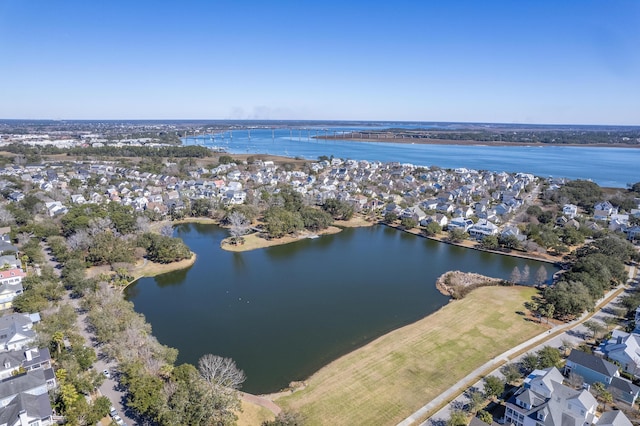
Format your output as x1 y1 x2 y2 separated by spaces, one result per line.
40 243 137 425
397 265 637 426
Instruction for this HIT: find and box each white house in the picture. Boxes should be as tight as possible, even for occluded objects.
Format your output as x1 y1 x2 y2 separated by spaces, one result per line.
562 204 578 218
598 329 640 377
504 367 598 426
468 220 499 239
0 313 39 352
448 217 474 232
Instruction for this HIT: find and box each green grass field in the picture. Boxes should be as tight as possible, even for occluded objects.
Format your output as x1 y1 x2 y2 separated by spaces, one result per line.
277 286 544 426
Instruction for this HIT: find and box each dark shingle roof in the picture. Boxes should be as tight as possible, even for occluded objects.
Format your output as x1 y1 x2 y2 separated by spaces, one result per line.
598 410 633 426
0 392 53 424
567 349 619 377
610 376 640 395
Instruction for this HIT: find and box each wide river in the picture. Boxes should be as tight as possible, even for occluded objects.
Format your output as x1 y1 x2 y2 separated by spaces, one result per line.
184 127 640 188
125 223 558 394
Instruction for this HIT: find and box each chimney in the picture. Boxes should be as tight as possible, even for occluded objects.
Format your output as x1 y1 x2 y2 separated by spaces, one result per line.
25 349 32 362
18 410 28 426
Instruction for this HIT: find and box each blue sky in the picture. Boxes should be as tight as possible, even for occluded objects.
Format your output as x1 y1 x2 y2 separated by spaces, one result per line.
0 0 638 124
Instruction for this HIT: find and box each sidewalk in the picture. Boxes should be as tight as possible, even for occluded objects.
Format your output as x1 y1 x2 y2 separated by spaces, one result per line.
397 265 635 426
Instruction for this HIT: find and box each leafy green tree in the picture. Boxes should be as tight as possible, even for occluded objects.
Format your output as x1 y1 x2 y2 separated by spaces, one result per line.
499 234 521 250
480 235 499 250
120 362 164 421
191 198 213 217
87 231 135 265
299 207 333 231
483 376 505 400
500 363 522 384
138 233 192 263
466 388 485 413
477 410 493 425
423 221 442 236
73 345 97 371
537 346 562 369
448 228 468 243
400 217 417 229
520 353 539 373
544 281 593 319
383 212 398 223
88 396 111 424
447 410 468 426
264 207 304 238
322 199 354 220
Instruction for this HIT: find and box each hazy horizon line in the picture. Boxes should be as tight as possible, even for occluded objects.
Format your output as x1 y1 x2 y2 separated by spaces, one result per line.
1 118 639 128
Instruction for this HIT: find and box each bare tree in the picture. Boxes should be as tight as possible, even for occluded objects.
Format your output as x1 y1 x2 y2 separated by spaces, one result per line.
567 372 584 388
67 229 92 251
0 206 15 225
160 225 174 238
228 211 249 245
136 216 151 233
88 217 114 236
16 232 33 247
510 266 522 284
583 320 606 341
198 354 246 390
521 265 530 283
13 154 26 166
535 265 548 286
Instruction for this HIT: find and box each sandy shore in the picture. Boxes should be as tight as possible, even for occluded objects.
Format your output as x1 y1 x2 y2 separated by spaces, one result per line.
221 226 343 252
220 215 376 252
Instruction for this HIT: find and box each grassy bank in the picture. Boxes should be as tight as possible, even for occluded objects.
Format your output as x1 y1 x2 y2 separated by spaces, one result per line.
276 285 543 426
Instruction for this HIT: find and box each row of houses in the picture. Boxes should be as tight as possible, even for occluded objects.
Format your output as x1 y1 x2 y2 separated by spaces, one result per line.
0 231 56 425
0 312 56 425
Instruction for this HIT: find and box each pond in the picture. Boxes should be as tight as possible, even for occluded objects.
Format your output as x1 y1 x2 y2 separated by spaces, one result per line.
125 223 557 393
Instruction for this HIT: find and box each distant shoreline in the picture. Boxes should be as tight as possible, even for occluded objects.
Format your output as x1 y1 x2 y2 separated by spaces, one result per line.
315 135 640 148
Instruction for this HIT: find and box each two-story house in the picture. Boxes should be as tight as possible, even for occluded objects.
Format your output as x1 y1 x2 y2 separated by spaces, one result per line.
505 367 598 426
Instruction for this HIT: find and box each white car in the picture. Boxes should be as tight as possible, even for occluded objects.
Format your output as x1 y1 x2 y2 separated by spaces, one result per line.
112 414 124 425
103 369 110 378
109 406 117 417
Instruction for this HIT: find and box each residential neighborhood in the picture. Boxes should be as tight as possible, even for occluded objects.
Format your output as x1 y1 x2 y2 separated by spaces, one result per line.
0 130 639 425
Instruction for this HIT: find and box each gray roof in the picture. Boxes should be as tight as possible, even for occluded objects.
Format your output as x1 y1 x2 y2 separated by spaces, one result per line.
0 351 22 371
0 314 36 349
509 368 597 426
609 376 640 396
0 392 52 424
598 410 633 426
567 349 619 377
0 369 47 401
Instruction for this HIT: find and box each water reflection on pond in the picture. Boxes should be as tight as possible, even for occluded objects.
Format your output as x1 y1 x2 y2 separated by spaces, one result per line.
126 223 557 393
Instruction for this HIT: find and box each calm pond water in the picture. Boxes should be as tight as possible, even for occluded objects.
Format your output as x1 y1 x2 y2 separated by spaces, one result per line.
125 223 558 394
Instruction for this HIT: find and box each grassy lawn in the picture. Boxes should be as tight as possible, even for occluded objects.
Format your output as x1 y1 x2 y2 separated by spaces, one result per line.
277 286 544 426
236 400 275 426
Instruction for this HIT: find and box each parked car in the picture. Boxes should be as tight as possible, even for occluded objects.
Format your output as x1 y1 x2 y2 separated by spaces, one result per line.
109 406 117 417
112 414 124 425
103 369 110 378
